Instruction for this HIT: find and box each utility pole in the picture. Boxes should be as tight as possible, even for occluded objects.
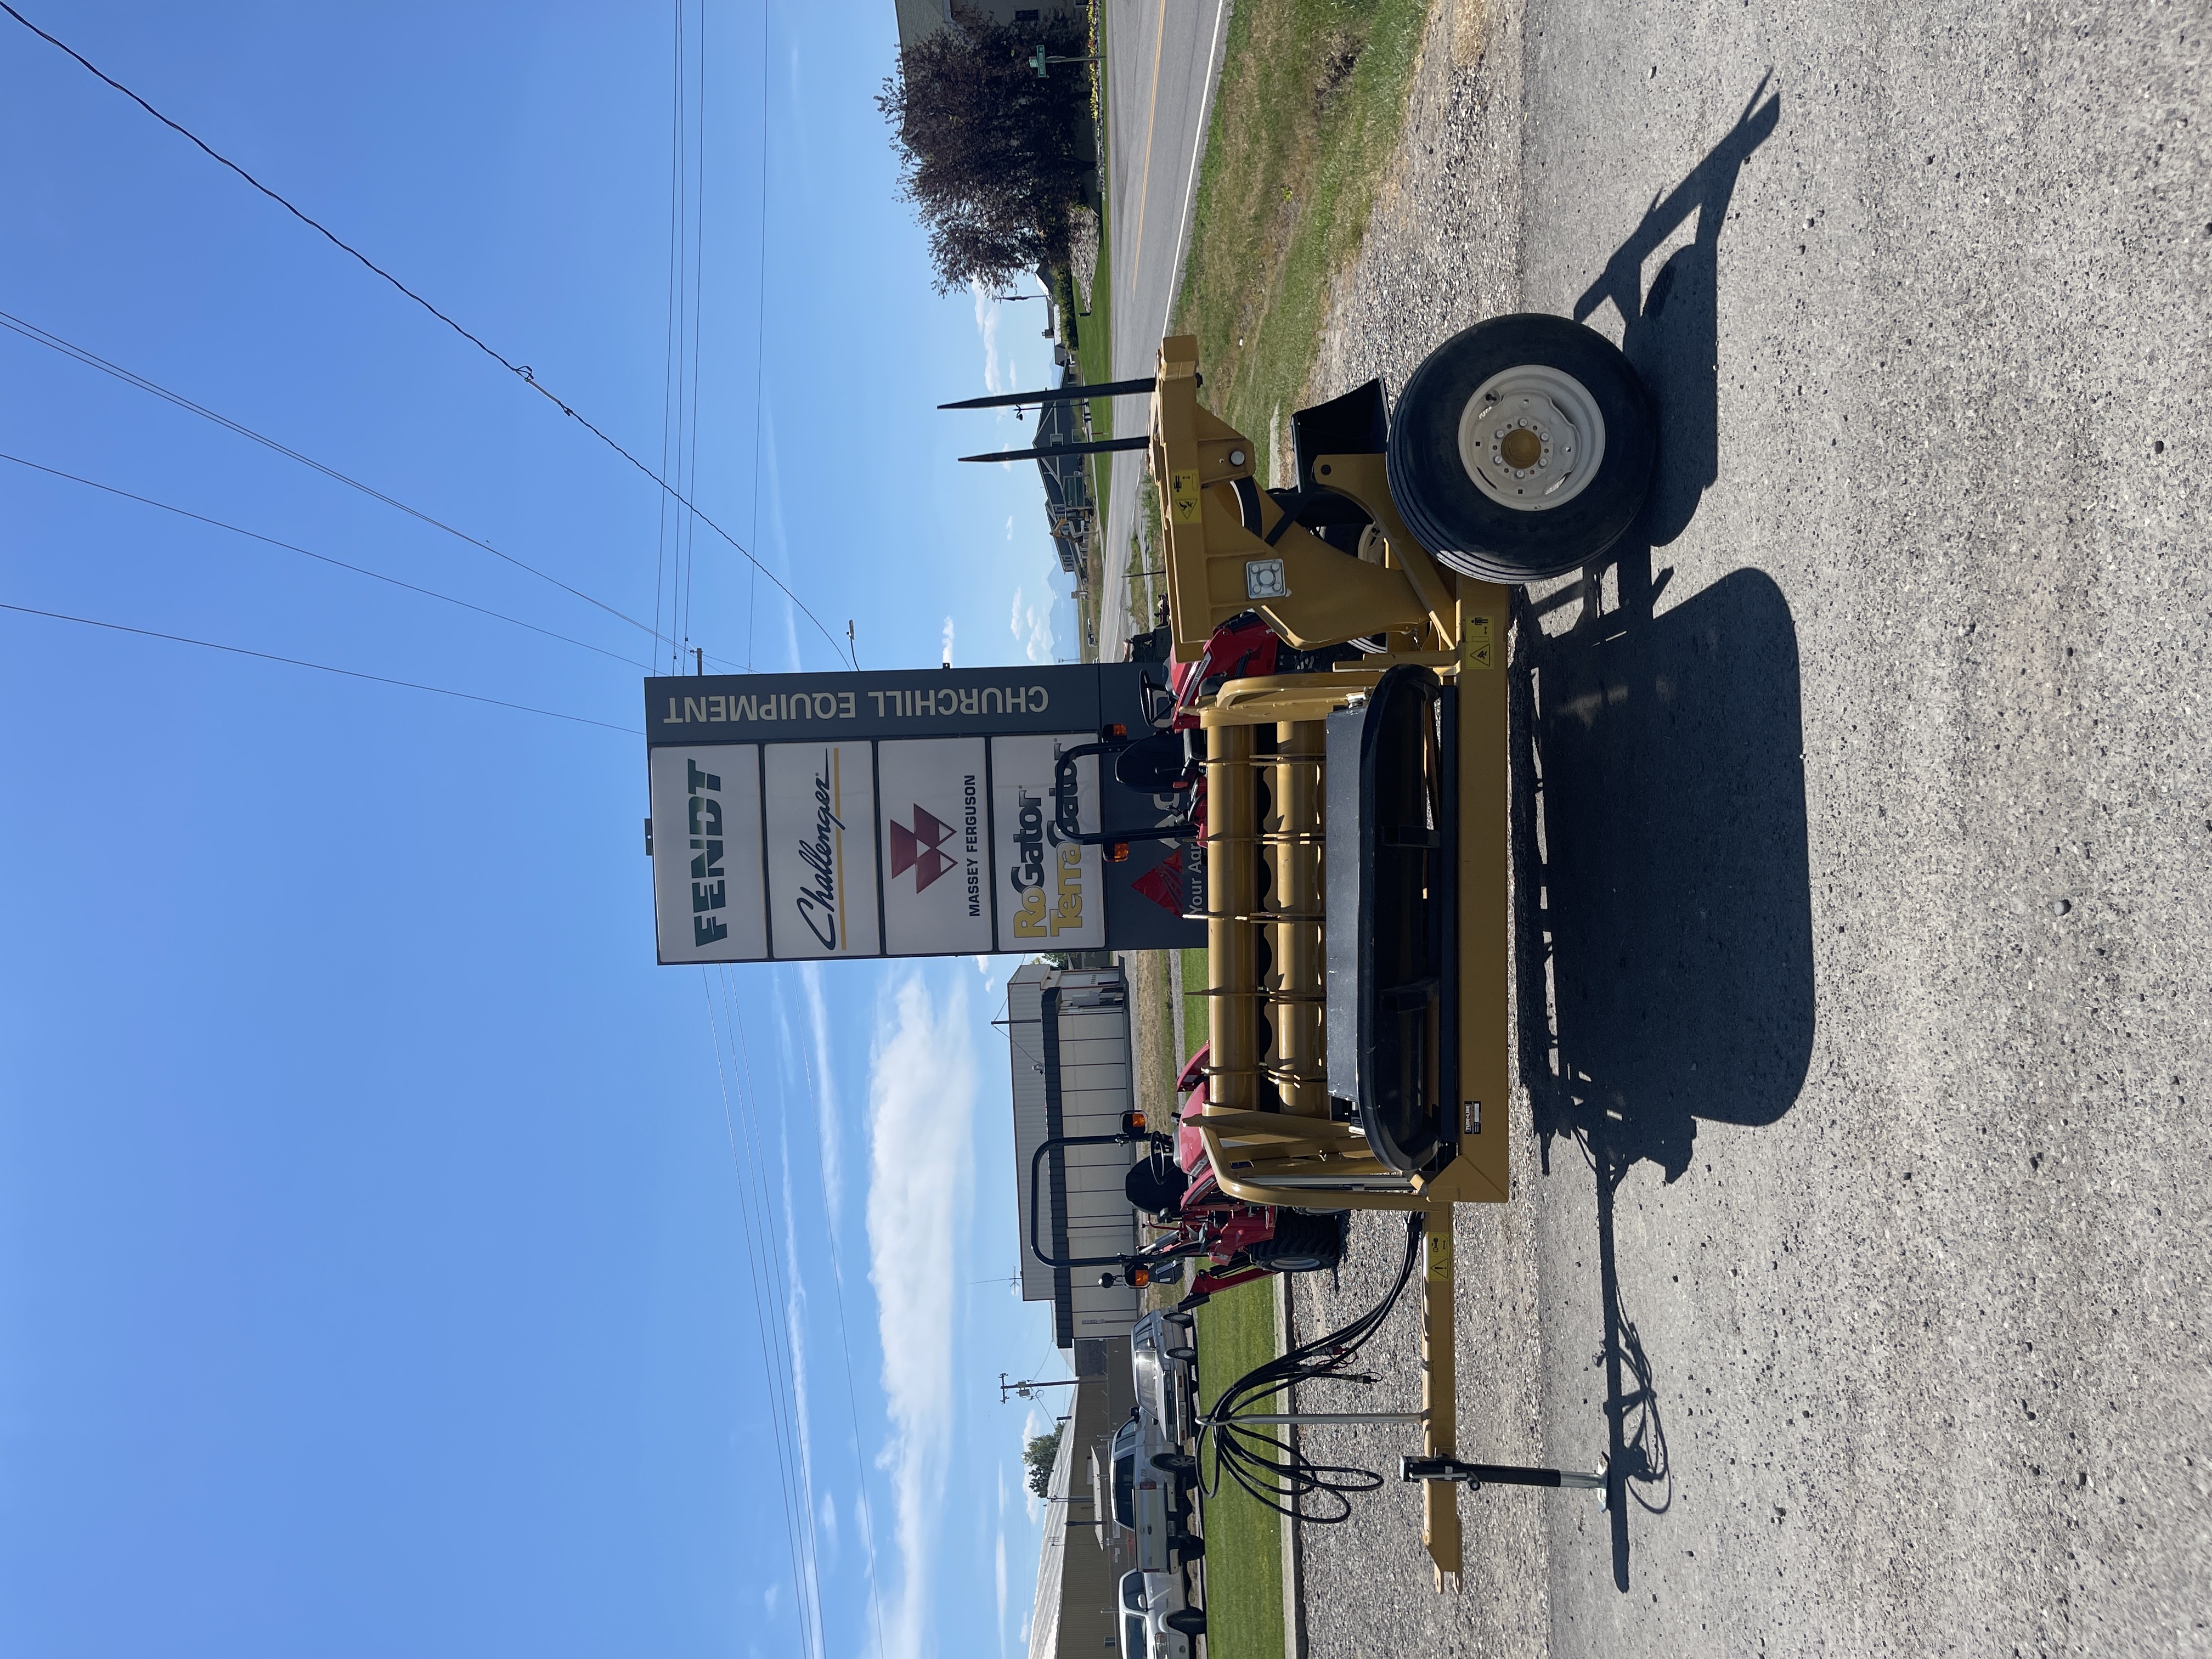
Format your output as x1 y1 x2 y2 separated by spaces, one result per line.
1000 1371 1082 1404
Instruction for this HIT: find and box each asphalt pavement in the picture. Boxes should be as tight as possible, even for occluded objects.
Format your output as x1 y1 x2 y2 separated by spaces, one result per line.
1094 0 1229 658
1282 1 2212 1655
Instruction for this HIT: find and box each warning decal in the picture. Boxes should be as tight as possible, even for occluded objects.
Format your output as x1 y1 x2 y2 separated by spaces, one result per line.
1170 469 1203 524
1463 613 1497 671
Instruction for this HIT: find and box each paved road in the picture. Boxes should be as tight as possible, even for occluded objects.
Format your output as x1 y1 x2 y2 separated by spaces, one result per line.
1094 0 1228 658
1286 2 2212 1655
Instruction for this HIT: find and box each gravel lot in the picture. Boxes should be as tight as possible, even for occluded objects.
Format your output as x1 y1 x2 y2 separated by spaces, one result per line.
1290 1 2212 1654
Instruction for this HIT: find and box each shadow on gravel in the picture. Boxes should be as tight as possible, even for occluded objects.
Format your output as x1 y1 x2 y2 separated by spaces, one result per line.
1511 564 1813 1585
1510 77 1805 1594
1573 74 1781 546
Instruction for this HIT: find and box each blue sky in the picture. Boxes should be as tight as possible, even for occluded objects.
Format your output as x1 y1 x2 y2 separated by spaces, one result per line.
0 4 1071 1655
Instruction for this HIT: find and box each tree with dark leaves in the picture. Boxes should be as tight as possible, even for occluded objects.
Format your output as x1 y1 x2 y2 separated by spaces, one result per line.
878 7 1095 294
1024 1422 1066 1498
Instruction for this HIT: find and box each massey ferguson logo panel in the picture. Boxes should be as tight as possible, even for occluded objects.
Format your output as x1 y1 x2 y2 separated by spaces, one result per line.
876 737 991 955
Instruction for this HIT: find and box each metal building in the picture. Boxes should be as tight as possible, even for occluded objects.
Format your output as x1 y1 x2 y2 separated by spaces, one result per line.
1024 1335 1135 1659
1005 961 1140 1351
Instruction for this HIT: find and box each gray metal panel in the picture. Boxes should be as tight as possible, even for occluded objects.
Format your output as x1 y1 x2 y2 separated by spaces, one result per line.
1007 964 1141 1348
1324 703 1370 1102
646 664 1110 746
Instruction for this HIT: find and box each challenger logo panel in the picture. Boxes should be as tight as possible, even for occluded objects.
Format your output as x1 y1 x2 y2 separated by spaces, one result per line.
761 740 882 959
876 738 992 955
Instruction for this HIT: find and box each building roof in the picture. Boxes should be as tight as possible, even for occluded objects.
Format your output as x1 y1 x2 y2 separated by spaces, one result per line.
1036 395 1092 577
891 0 950 54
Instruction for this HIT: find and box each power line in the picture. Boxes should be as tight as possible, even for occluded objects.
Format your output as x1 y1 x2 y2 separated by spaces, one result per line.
0 1 849 666
653 0 684 676
744 0 772 673
788 1018 893 1659
700 970 822 1659
723 971 828 1659
677 0 708 671
0 307 679 648
0 600 637 733
0 450 647 669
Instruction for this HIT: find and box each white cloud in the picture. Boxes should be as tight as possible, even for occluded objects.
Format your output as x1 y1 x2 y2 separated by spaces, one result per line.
820 1487 839 1554
994 1525 1009 1654
1004 515 1015 541
1009 585 1056 664
971 279 1004 394
781 1140 826 1658
941 614 957 668
766 1583 781 1614
867 973 978 1659
748 410 813 674
798 962 845 1232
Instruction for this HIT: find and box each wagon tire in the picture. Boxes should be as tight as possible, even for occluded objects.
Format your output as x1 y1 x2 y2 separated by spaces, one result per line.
1386 312 1657 583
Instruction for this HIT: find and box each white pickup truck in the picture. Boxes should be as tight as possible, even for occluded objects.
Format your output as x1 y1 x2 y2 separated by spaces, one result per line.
1107 1407 1201 1574
1131 1308 1200 1453
1117 1566 1206 1658
1108 1311 1208 1657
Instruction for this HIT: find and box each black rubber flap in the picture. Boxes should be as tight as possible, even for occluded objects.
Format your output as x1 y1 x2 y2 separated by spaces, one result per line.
1323 667 1448 1173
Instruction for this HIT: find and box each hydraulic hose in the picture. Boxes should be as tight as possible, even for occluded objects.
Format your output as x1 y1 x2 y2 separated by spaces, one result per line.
1194 1211 1426 1523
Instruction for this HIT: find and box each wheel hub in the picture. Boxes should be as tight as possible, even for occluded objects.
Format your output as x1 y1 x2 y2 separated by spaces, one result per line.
1454 363 1609 514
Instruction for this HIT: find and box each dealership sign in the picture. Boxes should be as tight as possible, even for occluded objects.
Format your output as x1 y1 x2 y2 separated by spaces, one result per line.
644 666 1200 964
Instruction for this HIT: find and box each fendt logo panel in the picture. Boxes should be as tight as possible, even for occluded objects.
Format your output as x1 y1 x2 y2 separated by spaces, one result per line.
648 745 766 963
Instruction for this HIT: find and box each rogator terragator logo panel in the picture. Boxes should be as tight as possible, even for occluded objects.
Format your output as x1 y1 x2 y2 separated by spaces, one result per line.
643 666 1200 963
990 733 1103 953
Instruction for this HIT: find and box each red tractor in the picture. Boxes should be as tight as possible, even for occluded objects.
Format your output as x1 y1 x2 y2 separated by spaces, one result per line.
1026 1042 1350 1307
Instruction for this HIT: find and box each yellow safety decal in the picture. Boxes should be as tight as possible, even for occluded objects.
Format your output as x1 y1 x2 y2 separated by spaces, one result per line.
1426 1231 1453 1280
1170 469 1203 524
1462 613 1497 670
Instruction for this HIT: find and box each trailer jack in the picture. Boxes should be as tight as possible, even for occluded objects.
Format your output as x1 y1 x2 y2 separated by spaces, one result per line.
1400 1457 1606 1492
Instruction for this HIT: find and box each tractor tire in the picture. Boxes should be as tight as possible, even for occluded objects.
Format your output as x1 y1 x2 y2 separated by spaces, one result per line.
1166 1609 1208 1637
1247 1210 1349 1274
1386 313 1656 584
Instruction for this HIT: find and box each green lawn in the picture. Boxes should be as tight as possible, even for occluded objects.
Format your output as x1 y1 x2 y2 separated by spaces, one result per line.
1195 1278 1286 1659
1075 7 1114 461
1173 0 1427 481
1072 21 1113 663
1180 946 1208 1069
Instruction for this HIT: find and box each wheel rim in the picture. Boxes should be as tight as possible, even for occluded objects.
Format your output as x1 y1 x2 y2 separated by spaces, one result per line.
1454 363 1608 513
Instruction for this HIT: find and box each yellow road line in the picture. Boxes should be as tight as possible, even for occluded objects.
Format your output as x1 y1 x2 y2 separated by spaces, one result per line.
1124 0 1169 353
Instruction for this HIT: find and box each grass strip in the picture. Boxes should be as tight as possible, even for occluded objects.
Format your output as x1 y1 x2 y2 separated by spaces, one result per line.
1195 1278 1287 1659
1174 0 1429 480
1071 22 1112 662
1180 945 1209 1066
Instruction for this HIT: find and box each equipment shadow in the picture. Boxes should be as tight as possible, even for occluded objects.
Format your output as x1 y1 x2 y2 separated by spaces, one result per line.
1508 75 1803 1594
